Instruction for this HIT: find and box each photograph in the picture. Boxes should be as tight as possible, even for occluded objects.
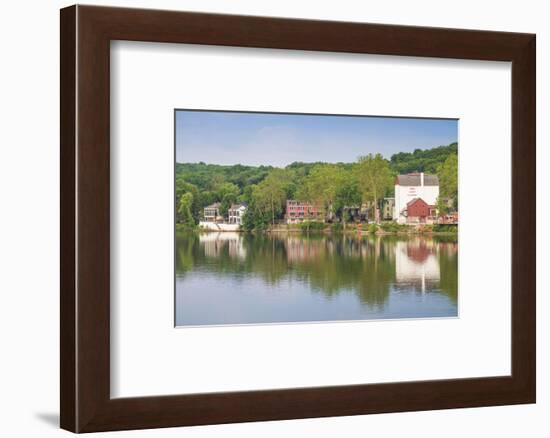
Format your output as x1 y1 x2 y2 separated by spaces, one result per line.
175 110 459 326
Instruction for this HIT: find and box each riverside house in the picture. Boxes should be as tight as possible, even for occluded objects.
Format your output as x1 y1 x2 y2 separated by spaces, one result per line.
403 198 438 224
228 203 247 225
203 202 223 223
382 198 395 220
285 200 323 224
393 172 439 224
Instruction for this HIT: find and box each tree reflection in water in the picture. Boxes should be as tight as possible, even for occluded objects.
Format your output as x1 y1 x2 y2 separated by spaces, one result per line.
176 232 458 310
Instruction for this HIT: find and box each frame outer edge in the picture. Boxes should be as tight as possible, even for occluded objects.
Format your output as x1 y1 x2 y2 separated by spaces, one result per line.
63 5 537 432
60 5 77 433
74 3 113 431
511 34 536 402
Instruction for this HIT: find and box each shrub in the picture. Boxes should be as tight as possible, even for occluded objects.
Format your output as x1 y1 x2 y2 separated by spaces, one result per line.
176 223 197 233
347 223 358 231
331 223 343 233
433 224 458 233
368 223 378 233
419 224 434 233
380 221 400 233
299 221 325 232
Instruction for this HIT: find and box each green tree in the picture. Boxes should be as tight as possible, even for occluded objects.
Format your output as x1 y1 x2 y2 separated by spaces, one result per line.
390 142 457 174
297 164 345 221
334 176 361 229
175 177 200 223
436 196 450 217
437 153 458 210
356 154 393 223
177 192 195 227
209 173 226 191
239 184 255 205
253 169 287 226
241 202 271 231
216 182 240 216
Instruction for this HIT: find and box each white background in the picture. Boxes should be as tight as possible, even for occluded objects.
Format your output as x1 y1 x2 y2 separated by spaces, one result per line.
0 0 547 437
111 42 511 397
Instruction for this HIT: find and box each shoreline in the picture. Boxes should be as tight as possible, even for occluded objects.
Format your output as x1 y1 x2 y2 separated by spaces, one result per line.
177 224 458 237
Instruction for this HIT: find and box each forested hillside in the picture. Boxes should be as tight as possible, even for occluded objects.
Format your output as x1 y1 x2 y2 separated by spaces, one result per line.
389 142 458 174
175 142 458 229
176 143 457 193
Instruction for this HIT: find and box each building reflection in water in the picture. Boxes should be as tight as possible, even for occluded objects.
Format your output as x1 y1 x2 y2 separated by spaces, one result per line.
199 232 247 260
395 239 440 293
190 232 457 304
197 234 454 288
177 232 458 324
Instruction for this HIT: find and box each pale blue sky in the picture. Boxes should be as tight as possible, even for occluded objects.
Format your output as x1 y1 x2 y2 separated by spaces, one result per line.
175 110 458 167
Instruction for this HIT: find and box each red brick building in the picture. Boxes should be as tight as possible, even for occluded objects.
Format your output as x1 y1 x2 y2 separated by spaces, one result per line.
285 200 323 224
404 198 437 224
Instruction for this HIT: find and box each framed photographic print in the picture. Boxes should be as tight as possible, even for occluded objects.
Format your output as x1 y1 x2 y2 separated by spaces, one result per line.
60 5 535 433
173 110 459 327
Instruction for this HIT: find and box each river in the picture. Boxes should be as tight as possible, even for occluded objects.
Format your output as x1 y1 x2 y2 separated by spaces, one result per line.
175 232 458 326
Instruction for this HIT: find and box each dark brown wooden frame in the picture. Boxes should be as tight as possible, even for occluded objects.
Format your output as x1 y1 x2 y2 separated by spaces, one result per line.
60 5 536 433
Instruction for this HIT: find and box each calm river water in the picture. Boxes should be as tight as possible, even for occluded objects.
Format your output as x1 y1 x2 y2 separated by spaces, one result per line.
175 232 458 326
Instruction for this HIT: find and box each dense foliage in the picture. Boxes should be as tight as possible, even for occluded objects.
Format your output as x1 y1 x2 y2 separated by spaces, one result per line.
175 142 458 229
390 142 457 174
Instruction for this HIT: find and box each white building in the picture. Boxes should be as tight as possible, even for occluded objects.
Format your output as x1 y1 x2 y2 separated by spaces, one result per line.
393 172 439 224
228 203 247 225
203 202 222 223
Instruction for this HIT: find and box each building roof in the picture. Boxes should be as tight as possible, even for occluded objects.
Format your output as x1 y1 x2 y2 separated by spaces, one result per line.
406 197 429 207
205 202 221 209
396 173 439 186
229 203 247 210
287 200 314 205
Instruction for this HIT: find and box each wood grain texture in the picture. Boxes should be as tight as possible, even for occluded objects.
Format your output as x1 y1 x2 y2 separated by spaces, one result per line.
60 5 76 432
60 5 536 433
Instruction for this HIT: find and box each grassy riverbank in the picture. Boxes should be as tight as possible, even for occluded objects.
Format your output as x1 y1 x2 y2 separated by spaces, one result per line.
268 222 457 235
179 221 458 236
